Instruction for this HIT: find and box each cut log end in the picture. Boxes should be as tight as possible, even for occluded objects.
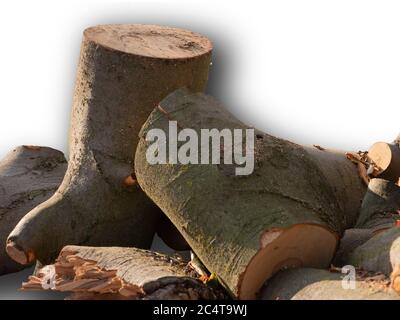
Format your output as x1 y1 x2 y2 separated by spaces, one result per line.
238 224 337 299
84 24 213 59
6 241 35 265
368 142 400 181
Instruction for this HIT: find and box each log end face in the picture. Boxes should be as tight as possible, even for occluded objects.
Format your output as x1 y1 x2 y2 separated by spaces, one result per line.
238 224 338 300
369 142 392 172
83 24 213 59
6 240 35 265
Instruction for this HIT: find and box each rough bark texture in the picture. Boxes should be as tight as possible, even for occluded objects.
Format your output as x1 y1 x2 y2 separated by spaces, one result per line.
0 146 66 275
368 142 400 182
346 227 400 285
21 245 225 300
134 89 366 299
332 228 375 267
260 268 399 300
7 24 213 265
355 178 400 230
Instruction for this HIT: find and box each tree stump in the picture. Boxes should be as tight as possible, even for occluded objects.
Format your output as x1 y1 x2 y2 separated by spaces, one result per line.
6 24 213 266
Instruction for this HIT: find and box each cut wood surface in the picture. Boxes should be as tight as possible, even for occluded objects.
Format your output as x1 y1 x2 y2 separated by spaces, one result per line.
21 245 224 300
260 268 399 300
368 142 400 182
0 146 66 275
346 227 400 292
7 24 213 265
134 89 366 299
355 178 400 230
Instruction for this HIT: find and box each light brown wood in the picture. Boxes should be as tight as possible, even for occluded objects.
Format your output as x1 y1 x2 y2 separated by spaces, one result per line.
368 142 400 182
21 246 225 300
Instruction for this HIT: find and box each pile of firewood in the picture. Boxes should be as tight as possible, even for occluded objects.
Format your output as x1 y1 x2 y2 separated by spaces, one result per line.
1 24 400 300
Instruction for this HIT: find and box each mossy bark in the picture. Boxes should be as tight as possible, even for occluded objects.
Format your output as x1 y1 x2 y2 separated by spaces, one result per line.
347 227 400 276
332 228 375 267
134 89 365 299
261 268 398 300
355 178 400 230
7 25 213 265
0 146 66 275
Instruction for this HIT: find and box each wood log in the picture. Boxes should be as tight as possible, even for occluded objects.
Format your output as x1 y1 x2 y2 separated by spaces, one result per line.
7 24 213 265
393 134 400 147
355 178 400 230
0 146 66 275
394 134 400 147
332 228 375 267
21 245 225 300
368 142 400 182
260 268 399 300
134 89 366 299
346 226 400 292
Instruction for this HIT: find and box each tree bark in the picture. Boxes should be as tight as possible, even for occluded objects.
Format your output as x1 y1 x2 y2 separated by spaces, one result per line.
332 228 375 267
260 268 399 300
7 24 213 265
345 226 400 293
355 178 400 230
368 142 400 182
134 89 366 299
0 146 66 275
21 245 225 300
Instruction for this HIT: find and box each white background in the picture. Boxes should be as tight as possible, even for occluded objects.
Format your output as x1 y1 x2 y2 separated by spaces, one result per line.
0 0 399 159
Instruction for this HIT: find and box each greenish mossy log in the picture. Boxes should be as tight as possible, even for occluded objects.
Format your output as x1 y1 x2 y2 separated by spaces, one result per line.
134 89 366 299
22 245 226 300
332 228 374 267
346 226 400 293
7 25 213 265
0 146 66 275
355 178 400 230
368 142 400 182
260 268 399 300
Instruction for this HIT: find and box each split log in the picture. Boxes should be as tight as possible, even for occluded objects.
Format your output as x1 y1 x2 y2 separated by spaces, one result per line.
260 268 399 300
7 24 213 265
21 245 225 300
368 142 400 182
346 226 400 292
355 178 400 230
0 146 66 275
134 89 366 299
332 228 375 267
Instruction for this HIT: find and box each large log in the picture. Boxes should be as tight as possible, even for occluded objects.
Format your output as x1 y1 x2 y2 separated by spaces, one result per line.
261 268 399 300
0 146 66 275
7 25 213 265
21 245 225 300
134 89 366 299
346 226 400 293
355 178 400 230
